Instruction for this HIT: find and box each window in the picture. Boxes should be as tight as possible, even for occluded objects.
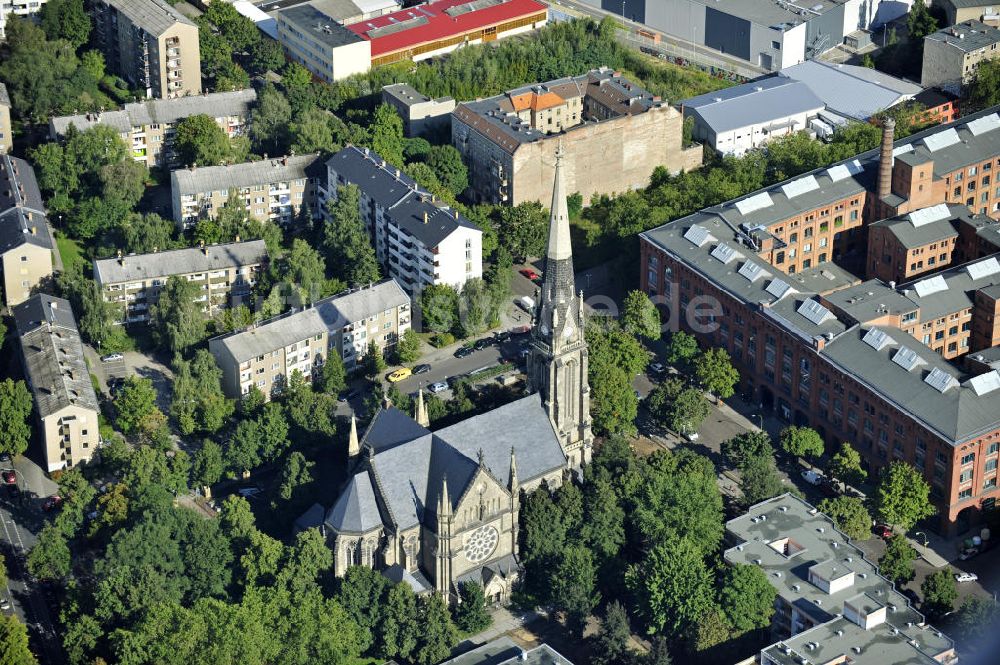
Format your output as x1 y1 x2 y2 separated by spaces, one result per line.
960 470 973 483
962 452 976 465
959 488 973 499
986 459 998 473
989 442 1000 455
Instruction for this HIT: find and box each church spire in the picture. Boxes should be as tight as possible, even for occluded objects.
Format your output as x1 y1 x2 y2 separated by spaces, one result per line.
546 141 573 262
348 414 360 458
414 388 429 427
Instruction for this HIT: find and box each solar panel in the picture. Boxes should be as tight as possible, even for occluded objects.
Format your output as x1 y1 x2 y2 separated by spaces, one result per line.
966 256 1000 281
711 243 743 264
826 159 863 183
862 328 895 351
908 203 952 228
780 175 820 199
966 113 1000 137
913 274 948 298
738 261 769 283
734 191 774 216
966 370 1000 396
797 299 834 325
924 366 958 393
922 127 961 153
683 225 715 247
892 346 925 372
765 278 793 299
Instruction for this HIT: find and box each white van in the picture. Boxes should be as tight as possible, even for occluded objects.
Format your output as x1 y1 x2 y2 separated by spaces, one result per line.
517 296 535 312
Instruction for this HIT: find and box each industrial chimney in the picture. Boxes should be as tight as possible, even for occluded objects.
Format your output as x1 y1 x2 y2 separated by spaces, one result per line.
878 117 896 203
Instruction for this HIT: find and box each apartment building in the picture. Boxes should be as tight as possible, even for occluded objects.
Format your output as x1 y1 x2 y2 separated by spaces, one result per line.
91 0 201 99
170 154 324 228
453 68 702 206
0 155 55 307
13 295 100 473
49 89 257 168
93 240 268 324
922 20 1000 91
0 0 49 40
727 495 956 665
639 108 1000 535
314 279 410 371
324 146 482 294
382 84 455 138
937 0 1000 29
209 308 328 399
0 83 11 153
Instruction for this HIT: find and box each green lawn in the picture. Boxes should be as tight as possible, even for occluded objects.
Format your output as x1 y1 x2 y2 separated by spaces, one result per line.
55 233 86 275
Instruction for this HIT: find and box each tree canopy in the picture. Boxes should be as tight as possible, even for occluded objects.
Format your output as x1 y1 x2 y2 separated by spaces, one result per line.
875 461 935 530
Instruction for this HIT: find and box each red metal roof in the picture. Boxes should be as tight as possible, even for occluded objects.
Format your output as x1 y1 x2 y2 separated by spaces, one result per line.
346 0 547 57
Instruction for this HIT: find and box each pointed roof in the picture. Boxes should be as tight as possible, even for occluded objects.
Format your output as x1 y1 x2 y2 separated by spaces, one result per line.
546 142 572 262
326 471 382 534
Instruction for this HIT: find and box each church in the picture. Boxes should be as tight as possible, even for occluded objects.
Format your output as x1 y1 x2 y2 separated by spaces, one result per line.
321 147 593 603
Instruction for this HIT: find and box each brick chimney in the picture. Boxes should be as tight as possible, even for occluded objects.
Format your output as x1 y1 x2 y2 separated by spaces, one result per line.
878 117 896 203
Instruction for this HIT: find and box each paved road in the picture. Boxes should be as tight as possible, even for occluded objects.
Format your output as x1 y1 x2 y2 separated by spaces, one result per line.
86 348 174 411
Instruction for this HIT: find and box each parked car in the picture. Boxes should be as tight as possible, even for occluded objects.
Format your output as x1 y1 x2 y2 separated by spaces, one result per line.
519 268 539 281
42 495 63 511
801 469 823 485
0 453 9 463
955 572 979 583
429 382 448 394
412 364 431 375
237 487 262 498
100 353 124 363
454 346 473 359
474 337 492 351
517 296 535 313
685 432 700 442
873 524 893 539
1 470 15 485
387 367 412 383
338 389 360 402
648 362 666 376
493 331 512 344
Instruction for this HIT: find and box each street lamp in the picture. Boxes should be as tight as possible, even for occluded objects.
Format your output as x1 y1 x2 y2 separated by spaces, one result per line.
753 414 763 430
621 0 626 28
913 531 929 547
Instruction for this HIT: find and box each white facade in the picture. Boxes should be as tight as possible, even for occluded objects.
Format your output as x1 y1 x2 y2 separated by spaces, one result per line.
0 0 49 40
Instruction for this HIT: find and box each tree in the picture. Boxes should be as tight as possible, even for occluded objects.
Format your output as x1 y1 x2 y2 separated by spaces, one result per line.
362 341 387 378
664 330 699 366
192 440 225 489
174 114 232 167
318 352 347 395
323 185 380 286
425 144 469 196
693 608 731 653
0 379 32 458
721 430 772 469
251 85 292 154
589 360 639 436
817 496 872 542
380 581 421 659
779 425 825 460
289 107 338 155
968 59 1000 112
693 347 738 399
453 582 491 634
420 284 460 334
645 637 673 665
495 201 547 261
152 275 207 354
414 593 458 665
739 451 784 506
550 545 599 637
395 328 422 364
719 564 777 634
369 103 405 166
171 351 234 435
626 537 714 637
861 53 875 68
580 477 626 563
39 0 90 47
907 0 938 41
954 596 1000 648
278 451 315 501
281 238 328 305
878 534 917 586
829 442 866 488
248 38 286 76
26 523 71 580
591 601 633 665
0 613 36 665
921 569 957 620
114 376 158 435
281 62 313 90
621 290 661 340
875 461 935 530
654 385 709 436
203 1 260 51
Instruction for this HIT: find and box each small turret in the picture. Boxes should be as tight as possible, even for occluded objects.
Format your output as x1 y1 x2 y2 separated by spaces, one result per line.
508 446 518 493
415 388 429 427
347 414 360 458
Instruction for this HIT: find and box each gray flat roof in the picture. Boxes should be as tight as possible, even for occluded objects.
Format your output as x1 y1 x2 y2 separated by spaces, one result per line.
314 278 409 331
867 202 967 249
171 154 323 195
926 20 1000 53
277 4 365 48
728 495 953 665
822 279 919 324
785 261 859 295
211 308 327 363
692 0 852 28
383 82 453 107
899 255 1000 321
101 0 195 35
780 60 921 120
683 77 825 134
440 637 574 665
93 240 268 285
13 295 100 418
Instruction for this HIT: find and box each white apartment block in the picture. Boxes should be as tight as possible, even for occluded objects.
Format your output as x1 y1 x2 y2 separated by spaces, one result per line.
0 0 49 40
171 154 324 228
49 89 257 168
323 146 482 295
314 279 410 371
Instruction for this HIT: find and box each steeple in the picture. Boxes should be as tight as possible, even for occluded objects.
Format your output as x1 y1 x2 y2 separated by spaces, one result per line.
414 388 429 427
438 474 451 517
348 414 360 458
546 141 573 262
508 446 518 493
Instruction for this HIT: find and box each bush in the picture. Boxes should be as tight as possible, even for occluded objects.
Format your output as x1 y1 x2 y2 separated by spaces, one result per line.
430 332 455 348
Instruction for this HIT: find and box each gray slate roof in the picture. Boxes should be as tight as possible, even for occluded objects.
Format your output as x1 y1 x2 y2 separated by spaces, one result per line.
898 256 1000 320
50 89 258 137
683 77 825 134
93 240 268 285
926 20 1000 53
314 278 409 331
327 145 479 248
0 155 55 255
325 394 566 533
212 308 327 363
780 60 921 120
101 0 195 35
822 279 919 324
440 637 574 665
13 295 100 418
171 154 323 195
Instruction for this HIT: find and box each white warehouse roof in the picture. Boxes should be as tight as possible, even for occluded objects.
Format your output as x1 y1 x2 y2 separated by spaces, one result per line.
682 77 825 134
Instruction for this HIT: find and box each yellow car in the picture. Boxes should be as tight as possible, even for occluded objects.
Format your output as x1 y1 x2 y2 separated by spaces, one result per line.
387 367 412 383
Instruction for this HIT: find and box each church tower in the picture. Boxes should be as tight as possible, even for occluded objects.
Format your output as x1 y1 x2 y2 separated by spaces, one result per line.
527 144 593 468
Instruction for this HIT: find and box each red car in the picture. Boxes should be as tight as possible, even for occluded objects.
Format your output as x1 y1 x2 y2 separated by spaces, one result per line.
873 524 893 539
1 470 15 485
519 268 540 281
42 496 63 512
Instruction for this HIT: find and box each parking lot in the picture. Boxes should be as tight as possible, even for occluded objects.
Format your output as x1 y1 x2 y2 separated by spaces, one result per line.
87 348 174 411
